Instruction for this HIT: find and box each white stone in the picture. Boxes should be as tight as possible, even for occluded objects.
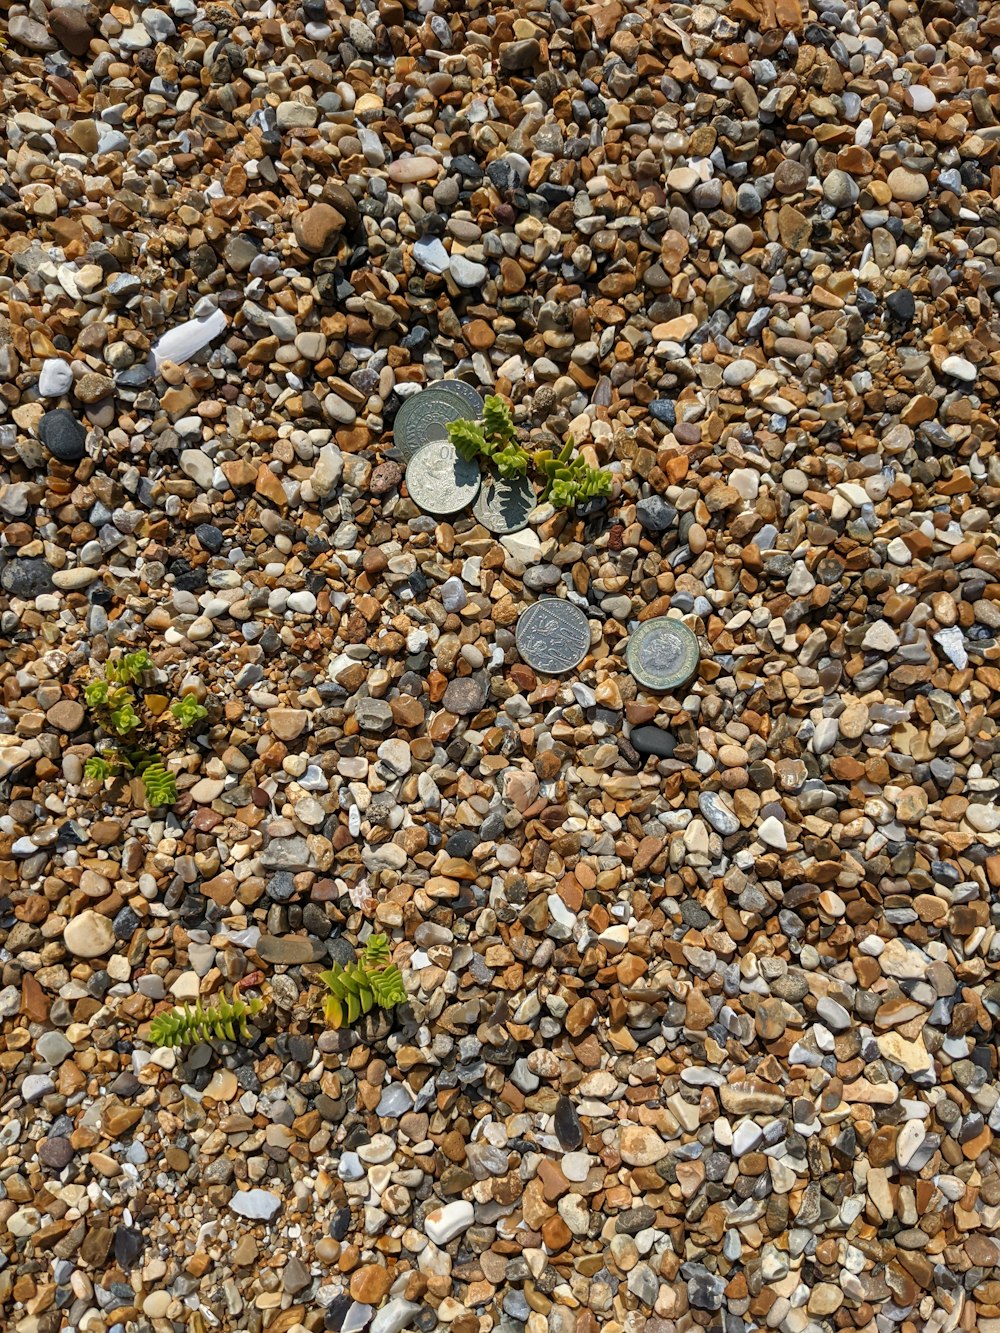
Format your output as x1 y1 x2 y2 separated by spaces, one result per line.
63 910 115 958
758 816 787 851
425 1200 474 1245
229 1188 282 1221
941 355 976 383
152 307 227 370
180 450 214 489
896 1119 925 1168
500 529 541 564
413 237 450 274
311 443 344 498
861 621 898 652
38 359 74 396
371 1300 421 1333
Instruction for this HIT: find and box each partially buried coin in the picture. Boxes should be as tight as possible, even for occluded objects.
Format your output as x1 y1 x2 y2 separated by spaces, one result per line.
626 617 700 692
393 388 468 462
405 439 481 516
516 599 591 675
433 379 484 416
473 473 535 534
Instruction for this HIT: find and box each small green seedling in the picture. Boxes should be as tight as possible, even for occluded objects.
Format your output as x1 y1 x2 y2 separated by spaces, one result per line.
447 396 613 505
148 995 266 1048
82 649 209 808
319 934 408 1030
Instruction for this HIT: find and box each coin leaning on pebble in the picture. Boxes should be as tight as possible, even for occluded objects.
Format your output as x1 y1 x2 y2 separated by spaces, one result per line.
393 386 471 461
472 473 535 534
405 439 481 516
625 618 700 692
515 599 592 675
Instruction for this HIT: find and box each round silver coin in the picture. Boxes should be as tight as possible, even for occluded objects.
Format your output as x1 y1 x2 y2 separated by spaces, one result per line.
405 440 481 517
394 390 469 462
515 599 592 675
433 379 484 416
473 473 536 535
626 618 700 692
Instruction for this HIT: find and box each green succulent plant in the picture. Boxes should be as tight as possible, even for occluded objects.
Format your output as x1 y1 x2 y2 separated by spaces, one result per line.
148 995 266 1048
447 398 612 503
319 934 408 1030
81 651 208 808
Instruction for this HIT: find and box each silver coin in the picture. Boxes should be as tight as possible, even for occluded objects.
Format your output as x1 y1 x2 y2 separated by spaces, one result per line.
473 473 536 534
405 440 481 516
626 618 700 692
433 379 484 416
515 599 591 675
394 390 469 462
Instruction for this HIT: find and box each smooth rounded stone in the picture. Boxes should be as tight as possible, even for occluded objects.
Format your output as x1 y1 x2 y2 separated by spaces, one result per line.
38 408 87 461
38 1136 75 1170
64 910 115 957
629 725 676 758
442 678 485 716
941 355 976 383
823 170 859 208
887 167 929 202
449 255 489 287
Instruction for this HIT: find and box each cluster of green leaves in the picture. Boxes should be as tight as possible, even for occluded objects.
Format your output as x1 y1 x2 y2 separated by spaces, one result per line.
447 395 613 506
533 436 614 509
319 934 408 1030
148 995 266 1048
448 394 531 479
81 650 209 808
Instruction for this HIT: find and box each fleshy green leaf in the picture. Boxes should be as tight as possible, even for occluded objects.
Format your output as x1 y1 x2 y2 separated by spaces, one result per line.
84 756 112 781
170 694 208 728
139 761 176 807
148 995 264 1048
446 418 488 462
482 394 517 446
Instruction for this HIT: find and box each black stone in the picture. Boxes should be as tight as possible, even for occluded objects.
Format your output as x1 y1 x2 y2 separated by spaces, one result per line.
554 1095 583 1150
886 289 915 324
267 871 297 903
195 524 224 553
38 409 87 461
649 398 676 426
330 1206 352 1241
1 559 55 598
324 1294 354 1331
113 1226 144 1268
629 726 676 758
636 496 677 532
113 905 141 940
446 830 478 859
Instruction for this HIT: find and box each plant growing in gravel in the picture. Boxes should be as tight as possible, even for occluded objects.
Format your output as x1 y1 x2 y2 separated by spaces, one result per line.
148 995 267 1048
319 934 408 1029
82 649 209 808
532 436 613 509
447 395 612 505
448 394 531 478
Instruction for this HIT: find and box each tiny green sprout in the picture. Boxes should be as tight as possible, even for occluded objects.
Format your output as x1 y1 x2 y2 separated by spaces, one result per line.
319 934 408 1031
170 694 209 728
149 995 266 1048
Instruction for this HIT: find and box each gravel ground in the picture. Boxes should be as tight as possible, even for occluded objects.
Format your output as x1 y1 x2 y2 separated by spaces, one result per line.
3 3 1000 1333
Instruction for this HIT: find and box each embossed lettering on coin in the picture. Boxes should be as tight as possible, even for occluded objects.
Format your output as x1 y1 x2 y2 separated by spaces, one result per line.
516 600 591 675
394 390 468 462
